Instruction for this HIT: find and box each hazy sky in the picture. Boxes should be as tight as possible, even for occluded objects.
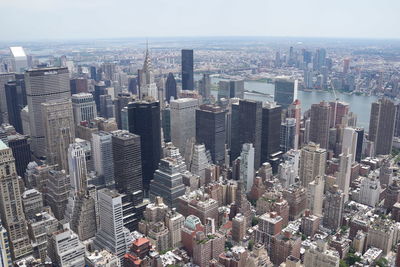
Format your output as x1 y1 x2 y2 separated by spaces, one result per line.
1 0 400 41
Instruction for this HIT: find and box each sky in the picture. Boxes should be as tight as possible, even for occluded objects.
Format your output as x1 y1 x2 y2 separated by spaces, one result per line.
1 0 400 41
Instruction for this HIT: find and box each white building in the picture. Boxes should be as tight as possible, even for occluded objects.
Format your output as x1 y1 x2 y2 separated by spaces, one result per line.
303 240 340 267
92 131 114 186
170 98 199 155
337 149 352 202
47 227 86 266
307 175 325 217
9 46 28 74
0 220 12 267
359 171 381 207
342 127 358 163
68 143 88 194
85 250 121 267
239 143 255 193
299 143 326 187
94 189 130 259
71 93 97 124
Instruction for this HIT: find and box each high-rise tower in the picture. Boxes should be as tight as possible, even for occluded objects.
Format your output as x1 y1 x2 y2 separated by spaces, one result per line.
0 140 32 260
181 49 194 91
25 67 71 158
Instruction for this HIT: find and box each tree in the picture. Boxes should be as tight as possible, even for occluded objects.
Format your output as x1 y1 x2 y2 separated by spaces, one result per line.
248 240 254 251
376 258 389 267
251 217 259 226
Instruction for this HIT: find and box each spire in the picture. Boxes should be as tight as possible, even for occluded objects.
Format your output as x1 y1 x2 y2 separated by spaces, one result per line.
143 39 152 73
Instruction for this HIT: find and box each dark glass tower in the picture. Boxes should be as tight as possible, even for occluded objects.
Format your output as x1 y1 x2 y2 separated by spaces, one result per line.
165 72 177 103
355 128 364 162
181 49 194 91
261 103 282 171
237 100 262 168
7 134 31 183
196 105 226 165
112 131 143 197
127 101 161 192
274 79 297 109
93 82 107 112
5 81 23 133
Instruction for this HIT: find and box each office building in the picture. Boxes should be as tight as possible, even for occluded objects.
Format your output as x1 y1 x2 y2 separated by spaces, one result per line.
299 142 326 186
261 102 282 165
359 172 381 207
92 131 114 186
0 219 12 267
138 47 158 99
127 101 161 191
199 73 211 100
337 150 352 202
369 98 396 155
93 82 107 111
234 99 262 168
196 105 226 165
274 79 298 109
70 78 88 94
45 169 70 220
71 93 97 124
94 189 130 258
68 143 88 194
112 130 143 198
170 98 199 155
342 127 357 163
310 101 331 149
149 158 186 208
0 73 15 124
7 134 31 179
239 143 255 193
5 81 23 133
114 92 133 129
280 118 296 153
22 189 43 220
99 94 115 119
218 80 245 100
41 98 75 170
165 72 177 103
181 49 194 91
25 67 71 158
9 47 28 74
323 185 344 231
0 140 32 260
307 175 324 217
188 143 210 180
47 228 86 266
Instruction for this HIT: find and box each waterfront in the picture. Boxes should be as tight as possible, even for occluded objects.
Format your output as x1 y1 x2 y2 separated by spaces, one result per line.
210 79 378 130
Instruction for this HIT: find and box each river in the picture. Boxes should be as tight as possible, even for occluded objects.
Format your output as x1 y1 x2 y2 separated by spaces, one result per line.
208 78 378 130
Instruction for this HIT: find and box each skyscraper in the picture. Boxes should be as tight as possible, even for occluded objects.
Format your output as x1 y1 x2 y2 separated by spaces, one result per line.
368 98 396 155
9 47 28 74
127 101 161 191
94 189 130 258
237 99 262 168
196 105 226 165
341 127 357 163
7 134 31 180
261 102 282 164
114 92 134 129
287 99 301 150
0 140 32 261
92 131 114 186
218 80 244 100
165 72 177 103
138 47 158 100
47 228 86 266
239 143 255 193
71 93 97 124
68 143 88 194
170 98 199 156
25 67 71 158
299 142 327 187
323 185 344 231
310 101 331 149
41 98 75 170
274 79 298 109
99 94 115 119
112 130 143 199
181 49 194 91
199 73 211 101
355 128 364 162
0 73 15 124
5 81 23 133
149 158 186 208
280 118 296 153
